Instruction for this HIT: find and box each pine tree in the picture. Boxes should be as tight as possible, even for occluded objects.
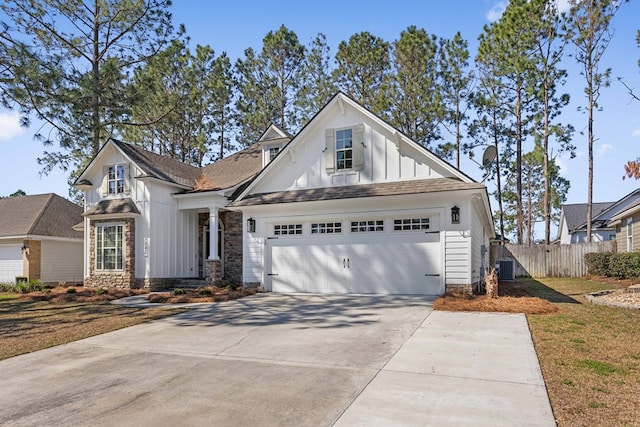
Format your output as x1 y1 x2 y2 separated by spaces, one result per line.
567 0 622 242
439 32 474 168
235 25 305 146
333 32 391 112
387 26 443 148
295 33 337 125
0 0 181 185
477 0 539 244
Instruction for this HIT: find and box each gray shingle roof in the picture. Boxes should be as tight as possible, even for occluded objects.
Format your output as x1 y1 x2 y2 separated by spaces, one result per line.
200 142 265 190
110 139 267 192
83 198 140 216
112 139 202 188
230 178 485 207
0 193 83 239
562 202 616 232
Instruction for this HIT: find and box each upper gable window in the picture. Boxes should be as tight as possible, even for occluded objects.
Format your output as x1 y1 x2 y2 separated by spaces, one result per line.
108 164 125 195
335 129 353 170
325 124 365 174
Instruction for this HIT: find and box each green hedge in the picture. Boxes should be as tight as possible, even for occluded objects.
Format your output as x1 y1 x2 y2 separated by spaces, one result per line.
585 252 613 276
585 251 640 279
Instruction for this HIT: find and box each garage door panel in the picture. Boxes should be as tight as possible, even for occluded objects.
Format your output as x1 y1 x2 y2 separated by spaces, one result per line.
270 233 442 295
0 244 23 283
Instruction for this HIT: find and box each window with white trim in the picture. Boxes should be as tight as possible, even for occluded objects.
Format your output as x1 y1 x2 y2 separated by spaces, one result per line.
311 222 342 234
393 218 430 231
336 129 353 170
96 223 124 270
268 146 280 162
107 164 125 195
627 218 633 252
350 220 384 233
274 224 302 236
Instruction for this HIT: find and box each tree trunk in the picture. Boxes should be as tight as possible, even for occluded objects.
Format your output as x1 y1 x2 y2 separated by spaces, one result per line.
516 87 523 244
543 80 551 244
91 2 101 157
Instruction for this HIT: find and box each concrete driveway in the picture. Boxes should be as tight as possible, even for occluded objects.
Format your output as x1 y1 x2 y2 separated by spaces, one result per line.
0 293 555 427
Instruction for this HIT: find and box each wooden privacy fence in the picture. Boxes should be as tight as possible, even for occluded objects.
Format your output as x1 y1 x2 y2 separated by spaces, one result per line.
490 241 617 278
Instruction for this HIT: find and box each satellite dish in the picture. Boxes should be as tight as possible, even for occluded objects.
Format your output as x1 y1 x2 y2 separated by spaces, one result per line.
481 145 497 168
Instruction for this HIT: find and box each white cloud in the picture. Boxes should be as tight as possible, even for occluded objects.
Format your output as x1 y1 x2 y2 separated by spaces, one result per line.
632 129 640 137
0 112 25 141
596 143 613 156
556 0 572 13
556 156 569 174
486 1 507 22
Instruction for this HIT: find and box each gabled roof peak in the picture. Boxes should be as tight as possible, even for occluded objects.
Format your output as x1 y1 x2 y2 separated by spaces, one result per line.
259 124 291 142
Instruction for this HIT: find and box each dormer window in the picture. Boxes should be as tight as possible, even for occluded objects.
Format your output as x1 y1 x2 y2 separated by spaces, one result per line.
108 164 125 194
268 146 280 162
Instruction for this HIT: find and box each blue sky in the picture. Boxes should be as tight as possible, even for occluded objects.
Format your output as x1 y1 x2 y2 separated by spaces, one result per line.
1 0 639 238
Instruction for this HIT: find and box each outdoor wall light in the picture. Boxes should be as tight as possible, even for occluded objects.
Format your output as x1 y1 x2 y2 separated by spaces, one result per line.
451 206 460 224
20 245 28 254
247 217 256 233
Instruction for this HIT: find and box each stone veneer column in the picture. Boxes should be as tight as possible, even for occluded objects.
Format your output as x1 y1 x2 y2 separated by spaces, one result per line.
219 210 243 283
205 259 221 285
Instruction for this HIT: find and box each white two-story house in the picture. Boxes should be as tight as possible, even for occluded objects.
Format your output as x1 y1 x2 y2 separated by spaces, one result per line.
75 92 494 295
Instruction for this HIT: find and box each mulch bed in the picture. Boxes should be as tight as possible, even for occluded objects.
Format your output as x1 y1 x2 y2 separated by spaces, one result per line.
147 286 258 304
20 286 148 303
433 282 559 315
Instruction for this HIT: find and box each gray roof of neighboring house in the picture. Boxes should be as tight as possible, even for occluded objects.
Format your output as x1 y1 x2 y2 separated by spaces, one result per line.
230 178 485 207
562 202 615 232
0 193 83 239
563 189 640 232
83 198 140 216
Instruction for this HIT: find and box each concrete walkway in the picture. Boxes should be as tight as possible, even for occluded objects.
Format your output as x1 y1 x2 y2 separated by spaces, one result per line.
0 294 555 426
335 311 556 426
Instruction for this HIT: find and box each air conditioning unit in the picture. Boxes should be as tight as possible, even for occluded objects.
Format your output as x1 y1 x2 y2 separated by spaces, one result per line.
495 260 515 282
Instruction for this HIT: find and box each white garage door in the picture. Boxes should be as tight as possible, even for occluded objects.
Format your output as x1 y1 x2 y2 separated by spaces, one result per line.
0 244 23 283
269 232 442 295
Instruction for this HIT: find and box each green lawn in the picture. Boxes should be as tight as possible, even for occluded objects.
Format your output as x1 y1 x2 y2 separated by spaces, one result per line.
525 277 640 427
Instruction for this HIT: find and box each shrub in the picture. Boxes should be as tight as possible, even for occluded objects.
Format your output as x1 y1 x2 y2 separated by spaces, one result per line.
27 280 45 292
172 288 186 295
96 288 108 295
198 288 212 296
585 252 613 276
0 282 16 292
66 287 77 294
609 252 640 279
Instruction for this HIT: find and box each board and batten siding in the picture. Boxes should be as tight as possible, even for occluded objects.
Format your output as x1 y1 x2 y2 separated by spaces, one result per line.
146 181 198 279
40 240 83 283
251 104 454 195
243 214 264 284
444 231 469 285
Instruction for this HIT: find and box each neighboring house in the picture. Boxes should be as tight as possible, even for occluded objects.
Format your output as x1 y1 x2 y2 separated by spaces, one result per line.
0 193 84 284
74 92 494 295
557 189 640 244
609 197 640 252
557 202 616 244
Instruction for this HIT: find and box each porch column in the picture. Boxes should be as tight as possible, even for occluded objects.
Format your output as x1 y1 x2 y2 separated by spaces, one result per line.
208 207 219 260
